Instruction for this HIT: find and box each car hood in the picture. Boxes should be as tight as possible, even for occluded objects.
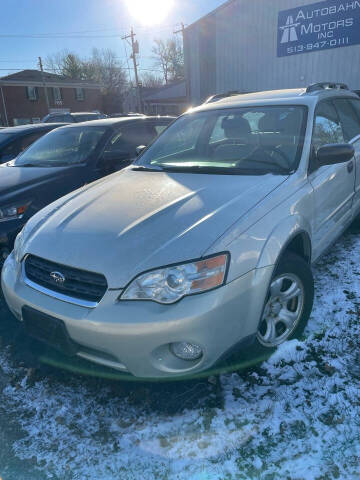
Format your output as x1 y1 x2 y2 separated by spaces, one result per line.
0 163 67 198
25 168 288 288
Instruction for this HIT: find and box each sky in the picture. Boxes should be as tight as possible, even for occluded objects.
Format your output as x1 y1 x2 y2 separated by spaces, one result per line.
0 0 225 82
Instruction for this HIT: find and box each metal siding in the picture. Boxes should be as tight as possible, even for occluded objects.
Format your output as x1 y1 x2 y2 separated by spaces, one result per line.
185 0 360 104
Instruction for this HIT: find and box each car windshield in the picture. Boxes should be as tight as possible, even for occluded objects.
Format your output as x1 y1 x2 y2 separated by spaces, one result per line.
14 126 107 167
136 106 307 175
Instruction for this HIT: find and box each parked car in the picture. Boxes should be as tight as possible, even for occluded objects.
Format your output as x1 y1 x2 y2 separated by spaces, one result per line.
0 116 173 259
0 123 66 164
42 112 107 123
3 82 360 379
109 113 145 118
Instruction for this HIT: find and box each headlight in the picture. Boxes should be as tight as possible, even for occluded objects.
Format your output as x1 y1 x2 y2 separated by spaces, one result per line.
13 228 25 263
121 253 229 304
0 203 29 222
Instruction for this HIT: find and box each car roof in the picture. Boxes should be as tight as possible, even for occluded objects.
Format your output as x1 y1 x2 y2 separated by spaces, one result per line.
62 116 176 128
0 122 66 134
193 86 360 112
47 112 97 116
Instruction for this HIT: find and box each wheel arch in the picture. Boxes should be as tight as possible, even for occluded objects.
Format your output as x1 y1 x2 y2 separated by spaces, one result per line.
256 215 312 271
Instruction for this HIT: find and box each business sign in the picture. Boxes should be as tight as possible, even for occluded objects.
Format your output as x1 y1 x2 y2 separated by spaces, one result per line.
277 0 360 57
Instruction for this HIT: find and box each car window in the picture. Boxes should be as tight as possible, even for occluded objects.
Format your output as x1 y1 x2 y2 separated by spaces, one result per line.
1 132 43 158
21 132 44 150
137 106 307 174
14 126 107 166
312 101 344 149
104 124 155 157
333 99 360 142
349 99 360 136
149 116 207 159
153 124 168 135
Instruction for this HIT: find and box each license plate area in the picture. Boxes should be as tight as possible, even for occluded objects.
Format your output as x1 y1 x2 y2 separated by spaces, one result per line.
22 306 78 356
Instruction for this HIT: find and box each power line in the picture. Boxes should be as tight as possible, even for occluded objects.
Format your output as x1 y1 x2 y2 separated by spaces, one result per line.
0 25 178 40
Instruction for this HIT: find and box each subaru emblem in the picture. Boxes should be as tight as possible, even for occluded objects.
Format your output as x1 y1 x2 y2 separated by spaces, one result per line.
50 271 66 284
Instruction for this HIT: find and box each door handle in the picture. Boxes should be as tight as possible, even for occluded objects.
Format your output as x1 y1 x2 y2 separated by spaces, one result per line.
347 161 354 173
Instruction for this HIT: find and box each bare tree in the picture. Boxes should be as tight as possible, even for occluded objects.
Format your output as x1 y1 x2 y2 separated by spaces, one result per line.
140 72 164 88
45 48 129 113
152 37 184 84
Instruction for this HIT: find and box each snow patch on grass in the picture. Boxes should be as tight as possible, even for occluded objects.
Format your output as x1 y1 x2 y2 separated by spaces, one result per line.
1 230 360 479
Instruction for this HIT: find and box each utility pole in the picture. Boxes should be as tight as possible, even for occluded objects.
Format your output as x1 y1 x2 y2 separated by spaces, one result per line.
174 22 190 106
38 56 50 113
122 28 142 113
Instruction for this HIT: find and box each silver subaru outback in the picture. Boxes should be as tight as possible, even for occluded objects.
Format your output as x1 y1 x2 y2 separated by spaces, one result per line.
2 82 360 378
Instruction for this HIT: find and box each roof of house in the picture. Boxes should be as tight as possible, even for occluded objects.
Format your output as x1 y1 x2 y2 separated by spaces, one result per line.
0 69 101 88
142 80 187 102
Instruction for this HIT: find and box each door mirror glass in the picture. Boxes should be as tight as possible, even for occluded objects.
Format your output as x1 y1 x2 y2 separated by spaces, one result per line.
317 143 354 166
136 145 147 156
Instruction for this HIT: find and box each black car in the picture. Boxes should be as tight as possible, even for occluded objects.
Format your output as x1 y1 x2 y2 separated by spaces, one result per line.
0 116 173 259
42 112 107 123
0 123 66 164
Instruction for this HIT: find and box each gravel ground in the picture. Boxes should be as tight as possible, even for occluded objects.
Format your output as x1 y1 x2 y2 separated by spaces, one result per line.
1 226 360 480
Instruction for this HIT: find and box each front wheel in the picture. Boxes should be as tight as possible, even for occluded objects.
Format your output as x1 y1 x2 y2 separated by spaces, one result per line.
256 253 314 349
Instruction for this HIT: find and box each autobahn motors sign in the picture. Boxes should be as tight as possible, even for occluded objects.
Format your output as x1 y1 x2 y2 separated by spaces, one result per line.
277 0 360 56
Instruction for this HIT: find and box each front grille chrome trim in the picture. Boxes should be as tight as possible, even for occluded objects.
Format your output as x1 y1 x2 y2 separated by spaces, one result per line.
22 262 98 308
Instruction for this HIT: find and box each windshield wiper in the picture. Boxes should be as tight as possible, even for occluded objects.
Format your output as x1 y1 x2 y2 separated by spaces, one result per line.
16 163 43 167
131 165 164 172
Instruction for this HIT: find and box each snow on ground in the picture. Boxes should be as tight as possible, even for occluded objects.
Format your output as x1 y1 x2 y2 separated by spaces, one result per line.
1 227 360 479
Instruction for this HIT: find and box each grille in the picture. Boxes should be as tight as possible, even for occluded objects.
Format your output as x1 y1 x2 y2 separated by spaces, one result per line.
24 254 108 303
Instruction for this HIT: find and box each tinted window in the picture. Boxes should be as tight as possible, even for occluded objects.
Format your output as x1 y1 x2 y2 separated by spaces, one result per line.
137 106 307 174
105 124 155 156
14 126 107 166
1 132 43 158
333 99 360 141
313 101 344 149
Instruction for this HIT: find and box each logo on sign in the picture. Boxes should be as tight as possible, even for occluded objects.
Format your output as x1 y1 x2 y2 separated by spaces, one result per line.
50 271 66 285
278 0 360 57
280 16 300 43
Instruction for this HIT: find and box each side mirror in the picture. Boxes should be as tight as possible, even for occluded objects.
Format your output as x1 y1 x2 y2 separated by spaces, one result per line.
317 143 354 166
136 145 147 156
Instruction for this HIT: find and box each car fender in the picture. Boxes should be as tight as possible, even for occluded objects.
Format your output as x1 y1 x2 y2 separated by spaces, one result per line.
256 214 312 271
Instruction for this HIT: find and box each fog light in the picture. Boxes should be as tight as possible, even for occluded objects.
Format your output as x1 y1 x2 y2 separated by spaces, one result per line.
170 342 203 361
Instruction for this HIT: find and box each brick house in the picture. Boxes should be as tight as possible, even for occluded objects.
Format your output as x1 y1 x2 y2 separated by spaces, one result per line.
0 69 103 126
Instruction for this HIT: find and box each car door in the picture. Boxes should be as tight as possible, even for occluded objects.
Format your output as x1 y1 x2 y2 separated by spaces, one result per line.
343 98 360 217
309 99 355 258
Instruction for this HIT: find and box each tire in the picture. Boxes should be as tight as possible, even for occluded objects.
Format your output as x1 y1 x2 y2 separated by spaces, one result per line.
255 252 314 351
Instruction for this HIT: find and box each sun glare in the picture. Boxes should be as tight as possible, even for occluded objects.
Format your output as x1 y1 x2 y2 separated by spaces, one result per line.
126 0 174 26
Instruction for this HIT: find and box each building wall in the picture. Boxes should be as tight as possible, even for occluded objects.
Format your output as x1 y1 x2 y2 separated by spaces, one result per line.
0 85 103 126
185 0 360 104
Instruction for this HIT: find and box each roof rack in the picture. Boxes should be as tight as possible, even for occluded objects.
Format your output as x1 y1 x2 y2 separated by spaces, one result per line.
306 82 349 93
203 90 243 104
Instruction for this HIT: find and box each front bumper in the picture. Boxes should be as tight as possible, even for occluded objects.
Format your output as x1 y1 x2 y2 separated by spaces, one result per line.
1 253 273 378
